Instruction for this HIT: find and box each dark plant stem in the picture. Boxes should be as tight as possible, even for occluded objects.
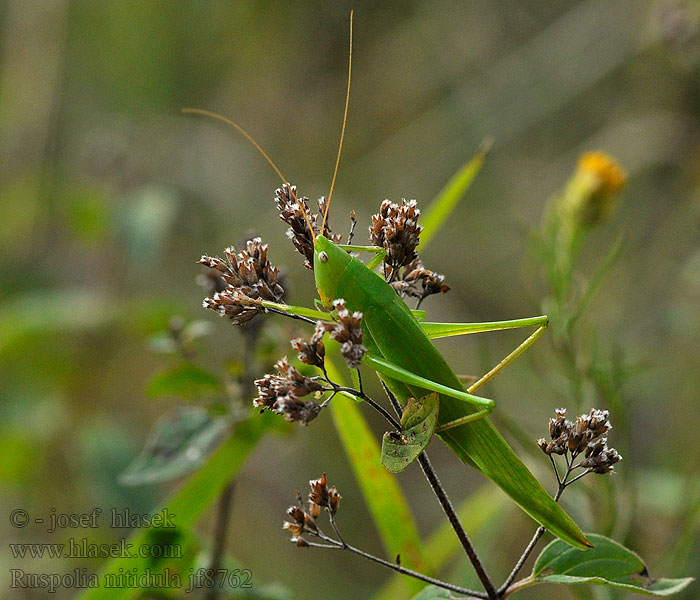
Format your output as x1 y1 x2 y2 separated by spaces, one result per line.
330 384 401 429
380 381 498 600
310 528 488 599
206 324 259 600
417 452 498 600
205 481 235 600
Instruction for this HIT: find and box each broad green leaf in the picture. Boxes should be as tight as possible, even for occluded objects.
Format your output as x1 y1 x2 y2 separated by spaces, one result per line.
381 393 439 473
119 407 229 485
418 142 490 251
326 346 430 584
79 419 264 600
146 363 222 398
512 533 694 597
409 586 452 599
374 485 506 600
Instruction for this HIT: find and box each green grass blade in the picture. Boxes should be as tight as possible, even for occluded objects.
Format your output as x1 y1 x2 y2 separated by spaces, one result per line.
78 420 264 600
325 348 430 583
373 485 507 600
418 141 491 251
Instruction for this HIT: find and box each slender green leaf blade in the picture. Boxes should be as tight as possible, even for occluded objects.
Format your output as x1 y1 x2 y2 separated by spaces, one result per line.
419 142 490 251
524 533 694 597
79 420 264 600
326 349 430 581
381 393 439 473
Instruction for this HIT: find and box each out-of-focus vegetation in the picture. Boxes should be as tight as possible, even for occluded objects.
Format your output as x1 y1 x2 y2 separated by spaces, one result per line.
1 1 699 599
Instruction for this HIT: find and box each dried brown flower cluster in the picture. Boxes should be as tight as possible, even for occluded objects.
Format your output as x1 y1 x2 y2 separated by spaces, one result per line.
308 473 342 516
327 300 366 369
370 199 422 272
253 358 323 425
291 300 366 370
275 184 340 270
199 238 284 325
291 322 327 369
538 408 622 474
391 257 450 305
283 474 341 547
369 200 449 305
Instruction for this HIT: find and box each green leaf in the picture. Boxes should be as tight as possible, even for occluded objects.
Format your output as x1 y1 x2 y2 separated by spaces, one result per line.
0 289 116 355
381 393 438 473
325 346 430 587
418 141 490 251
146 363 222 398
408 586 453 599
120 407 230 485
515 533 694 597
79 420 265 600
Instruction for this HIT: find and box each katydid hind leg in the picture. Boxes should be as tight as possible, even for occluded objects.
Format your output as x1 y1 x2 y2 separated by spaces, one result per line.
364 353 494 410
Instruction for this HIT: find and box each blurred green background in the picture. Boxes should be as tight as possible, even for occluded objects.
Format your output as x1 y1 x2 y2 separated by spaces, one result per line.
1 1 699 599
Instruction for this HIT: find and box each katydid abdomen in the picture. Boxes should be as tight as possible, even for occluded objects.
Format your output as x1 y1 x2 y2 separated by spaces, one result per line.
315 234 589 549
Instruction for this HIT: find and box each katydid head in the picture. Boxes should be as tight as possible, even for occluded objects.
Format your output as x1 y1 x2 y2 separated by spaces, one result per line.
314 235 352 305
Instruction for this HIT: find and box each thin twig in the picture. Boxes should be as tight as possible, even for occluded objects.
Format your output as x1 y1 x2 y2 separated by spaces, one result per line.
206 325 259 600
379 381 497 600
307 528 488 599
417 452 498 600
205 481 235 600
331 384 401 429
498 465 572 595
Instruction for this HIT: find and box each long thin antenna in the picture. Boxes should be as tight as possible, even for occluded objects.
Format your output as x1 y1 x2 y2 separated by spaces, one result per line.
182 108 290 184
321 10 353 236
183 107 316 241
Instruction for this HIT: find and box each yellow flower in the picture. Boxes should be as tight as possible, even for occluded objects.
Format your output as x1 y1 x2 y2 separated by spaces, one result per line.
560 151 627 227
577 152 627 197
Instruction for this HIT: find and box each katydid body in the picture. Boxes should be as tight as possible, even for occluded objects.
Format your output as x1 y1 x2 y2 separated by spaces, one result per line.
313 235 590 550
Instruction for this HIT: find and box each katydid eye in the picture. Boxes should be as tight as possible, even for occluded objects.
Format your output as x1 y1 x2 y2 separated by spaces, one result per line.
318 251 329 263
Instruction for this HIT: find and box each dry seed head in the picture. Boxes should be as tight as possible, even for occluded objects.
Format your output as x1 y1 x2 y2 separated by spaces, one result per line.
290 320 329 368
538 407 621 474
392 257 450 302
329 299 366 368
253 357 324 425
276 184 317 269
308 473 342 516
275 185 341 270
369 199 423 271
199 237 284 325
